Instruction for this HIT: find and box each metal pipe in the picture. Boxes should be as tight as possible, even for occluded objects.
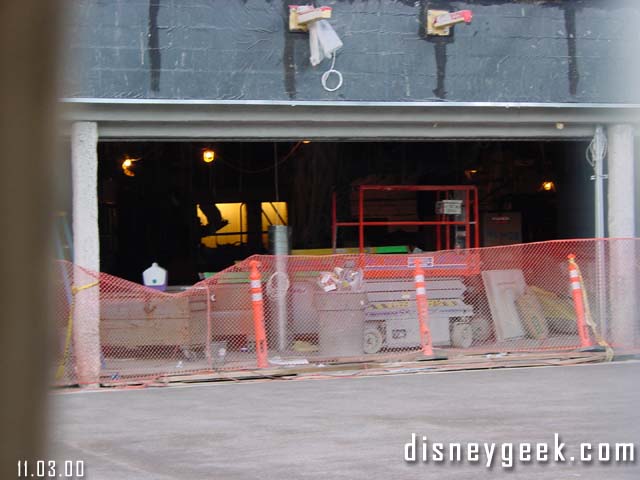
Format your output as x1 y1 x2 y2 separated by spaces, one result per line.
590 125 607 239
359 187 365 253
331 191 337 252
269 225 290 352
589 125 608 336
360 184 480 191
594 128 607 336
474 189 480 248
205 285 212 367
436 191 442 251
341 220 473 227
465 189 470 249
445 191 451 250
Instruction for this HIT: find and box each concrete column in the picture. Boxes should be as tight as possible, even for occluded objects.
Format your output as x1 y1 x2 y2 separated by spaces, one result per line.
608 125 636 237
71 122 101 387
607 124 637 348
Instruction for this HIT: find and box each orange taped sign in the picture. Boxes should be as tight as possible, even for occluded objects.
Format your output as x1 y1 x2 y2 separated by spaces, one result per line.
433 10 473 28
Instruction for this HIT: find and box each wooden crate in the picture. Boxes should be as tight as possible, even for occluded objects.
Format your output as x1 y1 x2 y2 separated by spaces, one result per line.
100 295 191 347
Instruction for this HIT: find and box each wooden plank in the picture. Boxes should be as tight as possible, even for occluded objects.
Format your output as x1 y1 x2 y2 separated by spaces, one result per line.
152 349 609 386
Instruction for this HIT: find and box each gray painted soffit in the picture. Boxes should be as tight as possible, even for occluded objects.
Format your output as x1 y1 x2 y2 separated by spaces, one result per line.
60 98 640 140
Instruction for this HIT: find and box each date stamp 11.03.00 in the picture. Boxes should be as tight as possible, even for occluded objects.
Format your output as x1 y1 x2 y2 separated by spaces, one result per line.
17 460 84 479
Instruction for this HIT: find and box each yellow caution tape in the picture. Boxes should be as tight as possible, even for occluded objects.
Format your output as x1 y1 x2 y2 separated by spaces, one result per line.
55 280 100 381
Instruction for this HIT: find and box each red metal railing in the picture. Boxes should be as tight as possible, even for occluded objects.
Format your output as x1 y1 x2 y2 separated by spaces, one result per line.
331 185 480 253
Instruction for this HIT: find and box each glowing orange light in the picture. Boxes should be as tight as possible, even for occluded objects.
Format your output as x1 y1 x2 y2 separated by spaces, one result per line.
121 156 139 177
202 149 215 163
464 169 478 180
542 181 555 191
302 140 311 144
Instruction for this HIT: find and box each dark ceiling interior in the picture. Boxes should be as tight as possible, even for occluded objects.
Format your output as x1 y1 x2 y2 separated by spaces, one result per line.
96 140 594 284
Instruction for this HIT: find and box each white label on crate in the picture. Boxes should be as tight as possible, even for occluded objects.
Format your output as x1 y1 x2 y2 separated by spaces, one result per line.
408 257 435 268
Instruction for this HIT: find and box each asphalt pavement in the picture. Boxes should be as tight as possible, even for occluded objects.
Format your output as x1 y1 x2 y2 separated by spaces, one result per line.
49 361 640 479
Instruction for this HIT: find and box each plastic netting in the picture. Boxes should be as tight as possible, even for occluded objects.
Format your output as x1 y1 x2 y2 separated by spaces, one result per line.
53 239 640 386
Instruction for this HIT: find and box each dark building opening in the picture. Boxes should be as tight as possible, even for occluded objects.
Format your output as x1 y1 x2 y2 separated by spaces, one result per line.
98 140 595 285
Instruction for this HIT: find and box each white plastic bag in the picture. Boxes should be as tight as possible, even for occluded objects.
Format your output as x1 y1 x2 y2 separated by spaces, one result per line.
308 19 342 66
308 21 323 66
315 19 343 58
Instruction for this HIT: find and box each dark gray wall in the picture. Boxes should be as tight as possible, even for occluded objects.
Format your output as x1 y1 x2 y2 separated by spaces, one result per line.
63 0 640 103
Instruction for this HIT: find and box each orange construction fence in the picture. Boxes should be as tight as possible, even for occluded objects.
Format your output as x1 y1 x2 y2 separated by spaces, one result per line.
53 239 639 386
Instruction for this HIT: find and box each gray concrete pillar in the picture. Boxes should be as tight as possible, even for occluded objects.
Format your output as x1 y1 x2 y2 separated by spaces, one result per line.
71 122 101 386
607 124 637 348
608 125 636 238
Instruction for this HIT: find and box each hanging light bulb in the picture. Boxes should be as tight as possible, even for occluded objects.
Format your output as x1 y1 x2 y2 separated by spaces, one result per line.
464 168 478 180
121 156 139 176
541 180 556 192
202 148 216 163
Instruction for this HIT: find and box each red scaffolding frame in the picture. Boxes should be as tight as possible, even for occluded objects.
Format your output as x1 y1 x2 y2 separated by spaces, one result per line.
331 185 480 253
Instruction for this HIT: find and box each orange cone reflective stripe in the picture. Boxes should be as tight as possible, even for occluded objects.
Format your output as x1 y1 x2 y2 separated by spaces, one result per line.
249 260 269 368
567 254 592 348
413 260 434 356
